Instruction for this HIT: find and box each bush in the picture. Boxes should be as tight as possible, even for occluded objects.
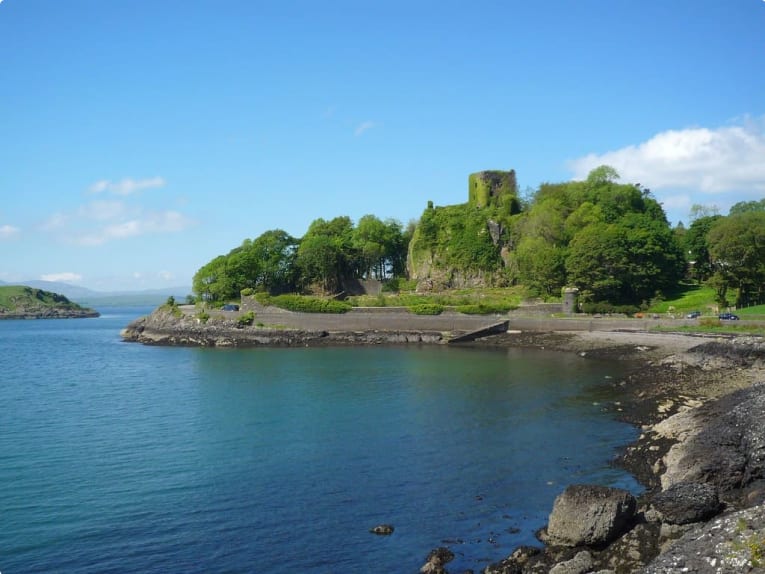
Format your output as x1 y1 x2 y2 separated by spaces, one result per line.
408 303 443 315
581 302 640 316
237 311 255 327
197 311 210 324
456 302 518 315
258 294 351 314
699 317 721 328
241 288 254 297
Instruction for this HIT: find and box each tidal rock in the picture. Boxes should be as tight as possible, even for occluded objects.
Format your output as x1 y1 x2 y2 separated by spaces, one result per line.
659 382 765 492
652 482 722 525
546 484 637 547
420 547 455 574
483 546 540 574
641 503 765 573
369 524 394 535
549 550 594 574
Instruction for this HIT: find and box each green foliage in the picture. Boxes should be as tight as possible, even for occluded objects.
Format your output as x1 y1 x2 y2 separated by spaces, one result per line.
409 202 502 273
468 170 519 210
185 294 196 305
236 311 255 327
160 296 183 317
196 310 210 324
646 284 717 314
730 518 765 568
455 302 517 314
708 212 765 308
193 229 299 302
241 288 254 297
581 302 640 316
0 285 84 312
257 293 352 313
407 303 443 315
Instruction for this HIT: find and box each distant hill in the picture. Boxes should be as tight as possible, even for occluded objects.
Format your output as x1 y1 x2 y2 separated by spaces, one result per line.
0 285 99 319
0 281 192 307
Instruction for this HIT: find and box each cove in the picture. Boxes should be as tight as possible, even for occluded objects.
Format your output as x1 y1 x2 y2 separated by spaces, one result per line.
0 310 640 573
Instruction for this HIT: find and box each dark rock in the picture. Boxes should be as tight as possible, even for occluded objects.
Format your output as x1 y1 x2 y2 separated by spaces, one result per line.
652 482 722 525
420 547 454 574
483 546 540 574
546 485 637 547
369 524 394 535
661 382 765 492
641 504 765 573
549 550 593 574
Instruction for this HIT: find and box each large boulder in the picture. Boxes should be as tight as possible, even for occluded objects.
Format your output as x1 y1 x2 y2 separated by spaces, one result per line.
546 485 637 547
652 482 722 525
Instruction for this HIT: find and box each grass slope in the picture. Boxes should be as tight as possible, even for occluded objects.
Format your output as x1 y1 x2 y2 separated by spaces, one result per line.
0 285 95 314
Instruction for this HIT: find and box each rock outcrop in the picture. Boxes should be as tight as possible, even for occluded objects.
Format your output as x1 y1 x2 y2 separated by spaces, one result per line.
545 485 637 547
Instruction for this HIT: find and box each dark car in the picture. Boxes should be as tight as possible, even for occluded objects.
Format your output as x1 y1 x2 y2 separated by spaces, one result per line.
222 304 240 311
686 311 702 319
719 312 739 320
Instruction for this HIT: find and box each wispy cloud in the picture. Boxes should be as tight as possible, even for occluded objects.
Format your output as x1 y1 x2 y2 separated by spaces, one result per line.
73 210 194 246
0 224 20 239
88 176 166 196
354 120 378 137
568 117 765 217
40 272 82 283
42 193 194 246
158 270 175 281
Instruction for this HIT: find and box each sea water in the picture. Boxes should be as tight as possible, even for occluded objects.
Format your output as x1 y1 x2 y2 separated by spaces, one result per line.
0 308 640 573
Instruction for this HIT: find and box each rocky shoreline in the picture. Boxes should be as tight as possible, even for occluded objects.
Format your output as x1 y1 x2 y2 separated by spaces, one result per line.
460 331 765 574
122 308 765 573
0 308 100 319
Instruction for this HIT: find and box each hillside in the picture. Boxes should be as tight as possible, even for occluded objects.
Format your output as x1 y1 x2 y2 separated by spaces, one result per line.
0 286 100 319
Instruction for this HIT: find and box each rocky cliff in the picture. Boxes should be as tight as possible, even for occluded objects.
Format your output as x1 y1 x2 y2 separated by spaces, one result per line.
407 170 519 290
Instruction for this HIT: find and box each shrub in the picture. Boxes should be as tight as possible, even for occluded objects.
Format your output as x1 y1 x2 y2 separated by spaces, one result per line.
456 302 518 315
237 311 255 327
241 288 254 297
197 311 210 324
581 302 640 316
408 303 443 315
259 294 351 313
699 317 721 328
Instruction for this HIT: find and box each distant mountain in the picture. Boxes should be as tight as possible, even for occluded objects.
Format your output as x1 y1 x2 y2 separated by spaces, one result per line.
0 280 192 307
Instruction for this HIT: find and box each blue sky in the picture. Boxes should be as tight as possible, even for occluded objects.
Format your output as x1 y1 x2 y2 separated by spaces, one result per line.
2 0 764 291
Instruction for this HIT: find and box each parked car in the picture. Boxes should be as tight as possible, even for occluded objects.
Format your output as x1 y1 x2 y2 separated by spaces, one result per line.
718 312 739 320
686 311 702 319
222 304 240 311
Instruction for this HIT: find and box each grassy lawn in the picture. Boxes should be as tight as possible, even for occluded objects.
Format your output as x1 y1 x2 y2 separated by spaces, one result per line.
647 284 720 315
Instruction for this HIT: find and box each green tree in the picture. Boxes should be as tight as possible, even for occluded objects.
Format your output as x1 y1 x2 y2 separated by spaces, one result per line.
729 199 765 215
708 212 765 307
248 229 298 293
684 215 722 281
297 216 358 292
514 236 566 296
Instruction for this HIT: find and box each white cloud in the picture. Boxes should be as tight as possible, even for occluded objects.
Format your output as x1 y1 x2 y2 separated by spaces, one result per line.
158 270 175 281
354 120 377 136
73 210 195 246
88 176 166 196
41 272 83 283
78 200 128 221
0 224 20 239
569 118 765 194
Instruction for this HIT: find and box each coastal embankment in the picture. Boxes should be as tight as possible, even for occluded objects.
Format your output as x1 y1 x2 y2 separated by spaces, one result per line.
121 305 765 573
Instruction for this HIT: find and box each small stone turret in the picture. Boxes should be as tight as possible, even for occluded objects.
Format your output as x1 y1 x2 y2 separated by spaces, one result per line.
468 170 518 209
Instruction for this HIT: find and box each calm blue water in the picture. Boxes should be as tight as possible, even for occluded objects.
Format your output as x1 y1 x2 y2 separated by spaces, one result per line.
0 308 640 573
